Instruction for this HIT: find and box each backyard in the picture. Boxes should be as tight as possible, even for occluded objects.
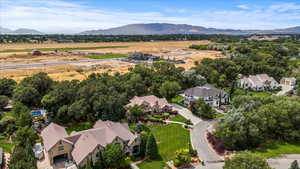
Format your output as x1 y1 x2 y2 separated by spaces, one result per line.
137 123 190 169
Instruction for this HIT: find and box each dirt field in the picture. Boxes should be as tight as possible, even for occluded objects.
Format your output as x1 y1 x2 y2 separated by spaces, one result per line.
0 41 224 81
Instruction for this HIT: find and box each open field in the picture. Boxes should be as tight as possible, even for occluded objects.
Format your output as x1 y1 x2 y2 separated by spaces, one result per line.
0 41 224 81
0 46 128 53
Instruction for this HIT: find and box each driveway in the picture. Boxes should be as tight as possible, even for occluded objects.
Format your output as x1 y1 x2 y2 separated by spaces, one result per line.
171 103 202 125
276 85 293 96
191 121 223 163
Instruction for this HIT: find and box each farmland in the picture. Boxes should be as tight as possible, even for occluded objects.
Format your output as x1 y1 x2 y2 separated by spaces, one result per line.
0 41 223 81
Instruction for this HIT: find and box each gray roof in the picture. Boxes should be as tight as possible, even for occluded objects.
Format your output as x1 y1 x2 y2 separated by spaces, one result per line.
184 84 227 98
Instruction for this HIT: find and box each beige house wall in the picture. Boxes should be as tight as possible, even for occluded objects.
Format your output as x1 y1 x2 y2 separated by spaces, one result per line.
47 140 73 164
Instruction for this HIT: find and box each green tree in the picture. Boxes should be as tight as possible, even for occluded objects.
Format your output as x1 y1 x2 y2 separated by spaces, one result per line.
159 81 181 100
13 86 41 107
174 149 192 167
127 105 145 123
13 126 38 147
0 95 9 110
19 72 53 96
290 160 300 169
0 78 17 97
146 134 158 160
223 152 272 169
102 144 124 168
191 98 216 119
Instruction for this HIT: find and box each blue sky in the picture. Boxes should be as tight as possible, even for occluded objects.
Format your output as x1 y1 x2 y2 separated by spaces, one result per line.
1 0 300 33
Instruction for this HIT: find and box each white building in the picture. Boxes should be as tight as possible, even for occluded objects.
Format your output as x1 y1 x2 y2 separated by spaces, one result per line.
280 77 297 87
238 74 279 91
183 84 229 107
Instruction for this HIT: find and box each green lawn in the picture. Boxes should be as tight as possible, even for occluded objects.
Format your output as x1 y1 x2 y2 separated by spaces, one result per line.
227 88 275 98
86 53 129 59
251 141 300 158
66 122 93 134
171 95 186 107
138 124 190 169
0 46 128 53
0 136 14 153
169 114 187 123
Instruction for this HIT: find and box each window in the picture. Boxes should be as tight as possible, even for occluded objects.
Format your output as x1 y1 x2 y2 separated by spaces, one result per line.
58 146 64 152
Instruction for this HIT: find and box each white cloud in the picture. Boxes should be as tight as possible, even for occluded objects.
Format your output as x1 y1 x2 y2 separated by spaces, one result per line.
0 0 188 33
1 0 300 33
237 5 250 10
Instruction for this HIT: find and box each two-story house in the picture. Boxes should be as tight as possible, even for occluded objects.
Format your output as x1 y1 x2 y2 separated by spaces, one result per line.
238 74 279 91
41 120 140 168
183 84 229 107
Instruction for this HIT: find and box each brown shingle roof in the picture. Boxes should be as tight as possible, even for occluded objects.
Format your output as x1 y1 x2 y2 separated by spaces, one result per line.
41 123 71 151
41 121 138 165
126 95 170 108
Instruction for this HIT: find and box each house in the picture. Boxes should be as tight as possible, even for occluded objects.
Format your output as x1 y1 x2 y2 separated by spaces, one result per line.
41 120 140 168
238 74 279 91
183 84 229 107
125 95 173 114
280 77 297 87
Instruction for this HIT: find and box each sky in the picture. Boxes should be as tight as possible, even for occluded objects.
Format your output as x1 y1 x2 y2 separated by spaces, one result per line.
1 0 300 34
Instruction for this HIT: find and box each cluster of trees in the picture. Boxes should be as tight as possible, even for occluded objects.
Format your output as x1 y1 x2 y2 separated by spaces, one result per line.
223 152 272 169
192 40 300 87
215 96 300 150
6 61 203 125
0 34 240 44
190 98 216 119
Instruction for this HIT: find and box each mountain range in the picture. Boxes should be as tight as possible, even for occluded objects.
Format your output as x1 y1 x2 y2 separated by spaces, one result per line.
0 27 43 34
1 23 300 35
80 23 300 35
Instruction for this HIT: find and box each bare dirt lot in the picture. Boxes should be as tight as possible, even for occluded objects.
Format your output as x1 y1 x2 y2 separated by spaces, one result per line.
0 41 224 81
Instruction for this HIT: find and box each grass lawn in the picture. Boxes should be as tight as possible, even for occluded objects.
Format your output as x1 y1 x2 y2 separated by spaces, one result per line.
169 114 187 123
86 53 129 59
138 124 190 169
171 95 186 107
0 46 128 53
227 88 275 98
251 141 300 158
66 122 93 134
0 136 14 153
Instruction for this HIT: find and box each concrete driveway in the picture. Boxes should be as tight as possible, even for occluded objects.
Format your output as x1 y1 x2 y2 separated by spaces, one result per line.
276 85 293 96
171 103 202 125
191 121 223 163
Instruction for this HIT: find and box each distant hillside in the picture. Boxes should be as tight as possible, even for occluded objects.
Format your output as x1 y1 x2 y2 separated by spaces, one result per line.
0 27 12 34
0 27 43 34
80 23 300 35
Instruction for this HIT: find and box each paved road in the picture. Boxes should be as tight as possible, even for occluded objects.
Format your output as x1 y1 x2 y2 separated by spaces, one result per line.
191 121 223 163
171 103 202 125
0 58 121 69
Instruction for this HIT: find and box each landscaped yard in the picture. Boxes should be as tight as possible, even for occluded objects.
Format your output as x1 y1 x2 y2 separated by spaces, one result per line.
0 136 14 153
86 53 129 59
227 88 275 98
169 114 188 123
251 141 300 158
66 122 93 134
171 95 186 107
137 123 190 169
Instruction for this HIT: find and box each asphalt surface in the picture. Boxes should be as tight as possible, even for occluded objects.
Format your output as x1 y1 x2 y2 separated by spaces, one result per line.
171 103 202 125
